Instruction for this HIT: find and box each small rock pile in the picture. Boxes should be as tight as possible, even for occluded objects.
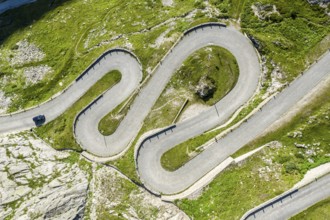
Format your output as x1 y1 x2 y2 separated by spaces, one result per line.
251 3 281 21
195 75 216 100
0 90 11 114
307 0 330 5
23 65 53 84
9 39 45 66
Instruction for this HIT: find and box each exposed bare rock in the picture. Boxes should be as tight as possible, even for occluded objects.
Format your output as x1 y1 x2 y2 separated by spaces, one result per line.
13 165 88 220
294 143 308 149
9 39 45 66
261 58 285 99
307 0 330 5
0 90 11 114
290 131 303 138
266 141 283 149
0 133 89 219
251 3 282 22
195 75 216 100
162 0 174 7
23 65 53 84
7 162 30 176
88 166 189 220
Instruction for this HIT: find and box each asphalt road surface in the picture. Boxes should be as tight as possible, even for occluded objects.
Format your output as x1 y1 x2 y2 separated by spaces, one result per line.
0 50 142 135
75 25 260 157
243 174 330 220
1 23 329 207
137 50 330 194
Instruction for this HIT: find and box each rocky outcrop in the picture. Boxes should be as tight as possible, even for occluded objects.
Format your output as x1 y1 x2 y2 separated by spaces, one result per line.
0 133 89 219
1 132 189 219
307 0 330 5
9 39 45 66
0 90 11 114
195 75 216 100
23 65 53 84
88 166 189 220
251 3 282 22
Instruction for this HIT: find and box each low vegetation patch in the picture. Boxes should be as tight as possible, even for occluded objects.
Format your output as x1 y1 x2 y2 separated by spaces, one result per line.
177 147 295 219
241 0 330 81
87 166 187 219
98 93 137 136
233 81 330 159
35 70 121 151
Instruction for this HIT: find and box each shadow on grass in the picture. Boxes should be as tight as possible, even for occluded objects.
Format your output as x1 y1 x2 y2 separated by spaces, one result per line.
0 0 72 44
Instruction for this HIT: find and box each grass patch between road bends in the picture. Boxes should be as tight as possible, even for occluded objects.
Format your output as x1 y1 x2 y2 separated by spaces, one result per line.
99 46 239 137
176 80 330 220
35 70 121 151
98 93 137 136
142 46 239 133
168 46 239 106
290 197 330 220
160 93 264 171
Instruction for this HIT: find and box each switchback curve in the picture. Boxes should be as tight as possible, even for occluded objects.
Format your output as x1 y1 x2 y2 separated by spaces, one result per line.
74 24 260 158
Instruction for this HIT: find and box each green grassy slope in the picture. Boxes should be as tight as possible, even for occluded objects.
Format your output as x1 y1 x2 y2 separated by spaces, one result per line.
290 197 330 220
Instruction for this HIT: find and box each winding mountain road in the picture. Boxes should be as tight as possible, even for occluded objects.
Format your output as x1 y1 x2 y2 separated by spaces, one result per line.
0 50 142 135
75 25 260 157
137 48 330 194
0 23 330 215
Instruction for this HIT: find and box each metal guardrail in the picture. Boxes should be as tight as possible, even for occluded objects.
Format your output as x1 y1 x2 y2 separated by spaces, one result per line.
135 125 177 158
134 124 177 196
241 189 299 220
183 22 227 36
75 48 140 82
141 125 176 147
72 94 104 133
69 48 141 148
0 48 141 118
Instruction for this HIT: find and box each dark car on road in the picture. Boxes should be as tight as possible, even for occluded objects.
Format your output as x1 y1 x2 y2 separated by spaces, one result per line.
32 115 46 127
